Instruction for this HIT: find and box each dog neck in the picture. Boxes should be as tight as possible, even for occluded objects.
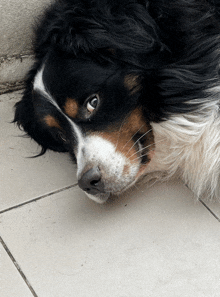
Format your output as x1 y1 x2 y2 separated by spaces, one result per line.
144 87 220 199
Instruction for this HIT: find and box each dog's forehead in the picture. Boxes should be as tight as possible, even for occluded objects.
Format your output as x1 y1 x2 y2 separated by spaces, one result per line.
40 52 142 130
43 53 116 100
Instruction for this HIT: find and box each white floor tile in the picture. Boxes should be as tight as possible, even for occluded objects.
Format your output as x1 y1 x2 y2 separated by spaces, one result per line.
0 243 33 297
0 180 220 297
0 91 77 211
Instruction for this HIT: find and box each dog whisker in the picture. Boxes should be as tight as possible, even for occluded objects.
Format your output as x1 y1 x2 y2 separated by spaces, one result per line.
115 116 129 151
127 145 156 161
128 141 155 159
127 138 166 161
131 149 155 163
125 129 153 157
121 125 145 151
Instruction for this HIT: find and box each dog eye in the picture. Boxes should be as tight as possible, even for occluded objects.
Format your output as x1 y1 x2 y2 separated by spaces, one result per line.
86 95 99 113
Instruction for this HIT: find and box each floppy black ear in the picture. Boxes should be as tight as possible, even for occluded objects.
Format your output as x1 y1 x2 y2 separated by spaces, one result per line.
14 69 69 155
34 0 165 58
139 62 218 123
137 70 168 122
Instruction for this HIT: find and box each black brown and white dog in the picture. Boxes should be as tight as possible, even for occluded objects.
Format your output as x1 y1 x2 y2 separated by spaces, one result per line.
14 0 220 203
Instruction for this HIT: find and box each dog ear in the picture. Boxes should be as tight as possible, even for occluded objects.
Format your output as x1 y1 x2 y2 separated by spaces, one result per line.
34 0 165 58
137 70 167 122
14 86 69 155
139 63 216 123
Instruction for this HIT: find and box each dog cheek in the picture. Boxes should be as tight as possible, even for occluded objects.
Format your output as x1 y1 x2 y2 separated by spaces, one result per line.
96 131 140 164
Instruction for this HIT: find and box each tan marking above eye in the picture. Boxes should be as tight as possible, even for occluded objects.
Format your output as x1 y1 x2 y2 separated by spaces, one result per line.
44 115 61 129
124 75 142 95
64 98 78 118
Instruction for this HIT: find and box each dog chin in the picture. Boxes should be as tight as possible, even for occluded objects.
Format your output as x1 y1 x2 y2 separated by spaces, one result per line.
84 192 110 204
84 178 140 203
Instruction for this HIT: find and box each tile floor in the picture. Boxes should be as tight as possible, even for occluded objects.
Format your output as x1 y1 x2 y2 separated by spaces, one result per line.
1 90 220 297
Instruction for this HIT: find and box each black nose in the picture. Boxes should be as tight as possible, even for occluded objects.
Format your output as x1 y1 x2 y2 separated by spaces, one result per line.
78 167 104 194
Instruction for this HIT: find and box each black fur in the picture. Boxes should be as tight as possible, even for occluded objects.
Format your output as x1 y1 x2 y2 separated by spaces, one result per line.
14 0 220 154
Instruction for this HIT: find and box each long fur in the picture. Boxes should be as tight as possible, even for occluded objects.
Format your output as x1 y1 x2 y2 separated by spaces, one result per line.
151 95 220 200
14 0 220 200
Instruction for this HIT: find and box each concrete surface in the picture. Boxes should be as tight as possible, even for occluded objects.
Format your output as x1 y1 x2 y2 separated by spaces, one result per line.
0 0 53 93
1 90 220 297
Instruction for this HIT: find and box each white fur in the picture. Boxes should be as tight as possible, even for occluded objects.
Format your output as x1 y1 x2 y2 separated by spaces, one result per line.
78 135 140 203
77 135 140 190
145 88 220 200
85 193 110 203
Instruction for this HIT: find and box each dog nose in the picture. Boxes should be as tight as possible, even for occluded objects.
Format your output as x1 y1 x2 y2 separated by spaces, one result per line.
78 167 105 194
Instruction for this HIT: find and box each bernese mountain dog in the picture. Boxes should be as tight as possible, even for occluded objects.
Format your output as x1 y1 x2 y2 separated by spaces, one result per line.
14 0 220 203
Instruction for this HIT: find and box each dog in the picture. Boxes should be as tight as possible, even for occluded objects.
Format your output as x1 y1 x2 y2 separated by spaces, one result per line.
14 0 220 203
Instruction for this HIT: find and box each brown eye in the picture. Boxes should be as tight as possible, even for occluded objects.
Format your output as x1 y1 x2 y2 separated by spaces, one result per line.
86 95 99 113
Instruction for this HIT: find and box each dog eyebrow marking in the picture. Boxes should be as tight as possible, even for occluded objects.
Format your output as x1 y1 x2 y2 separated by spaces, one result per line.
64 98 79 118
44 115 61 129
124 74 142 95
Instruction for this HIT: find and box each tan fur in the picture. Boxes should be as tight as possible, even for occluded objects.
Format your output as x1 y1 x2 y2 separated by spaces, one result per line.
94 108 154 164
64 98 79 118
124 75 142 95
44 115 61 129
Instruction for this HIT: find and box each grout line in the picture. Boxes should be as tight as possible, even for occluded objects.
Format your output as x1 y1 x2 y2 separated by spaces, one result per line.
0 183 78 215
0 53 34 63
199 199 220 222
0 236 38 297
184 183 220 222
0 83 25 95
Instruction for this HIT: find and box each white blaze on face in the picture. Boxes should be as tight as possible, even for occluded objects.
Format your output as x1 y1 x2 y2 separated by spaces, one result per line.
77 135 140 180
75 134 142 202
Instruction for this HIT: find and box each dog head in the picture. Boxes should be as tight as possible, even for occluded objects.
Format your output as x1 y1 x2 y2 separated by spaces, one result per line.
14 1 170 203
17 49 159 203
15 0 218 202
